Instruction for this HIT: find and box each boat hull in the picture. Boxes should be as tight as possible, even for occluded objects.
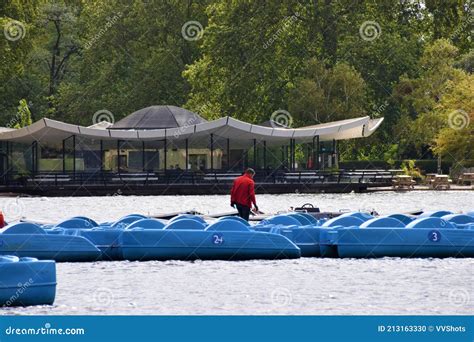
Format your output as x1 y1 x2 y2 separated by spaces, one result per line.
0 257 56 306
333 228 474 258
253 226 322 257
121 230 300 261
0 234 101 262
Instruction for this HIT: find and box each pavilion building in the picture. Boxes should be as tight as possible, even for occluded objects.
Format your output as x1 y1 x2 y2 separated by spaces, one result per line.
0 105 384 194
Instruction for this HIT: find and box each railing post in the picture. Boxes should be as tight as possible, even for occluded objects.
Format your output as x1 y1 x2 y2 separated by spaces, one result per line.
163 138 167 172
116 139 120 173
62 139 66 173
263 141 267 170
253 139 257 169
226 138 230 171
210 133 214 171
72 135 76 181
315 135 320 170
100 140 103 172
185 138 189 171
142 141 145 172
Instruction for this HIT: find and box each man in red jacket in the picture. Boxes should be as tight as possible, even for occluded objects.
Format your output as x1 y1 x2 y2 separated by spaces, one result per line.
230 168 258 221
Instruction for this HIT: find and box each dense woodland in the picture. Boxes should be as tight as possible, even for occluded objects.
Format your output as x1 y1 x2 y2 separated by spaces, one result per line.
1 1 473 165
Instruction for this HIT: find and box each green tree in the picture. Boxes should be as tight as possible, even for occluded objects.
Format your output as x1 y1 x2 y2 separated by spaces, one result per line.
14 98 32 128
432 74 474 161
288 59 367 125
392 39 464 154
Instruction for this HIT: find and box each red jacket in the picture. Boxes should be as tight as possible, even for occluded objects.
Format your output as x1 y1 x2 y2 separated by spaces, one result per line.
230 174 257 208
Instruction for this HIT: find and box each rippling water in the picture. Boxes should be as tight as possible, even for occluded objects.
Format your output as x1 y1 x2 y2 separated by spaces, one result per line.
0 191 473 315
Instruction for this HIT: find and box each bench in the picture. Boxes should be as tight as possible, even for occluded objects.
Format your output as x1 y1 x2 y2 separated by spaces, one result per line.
392 175 416 190
429 175 452 190
457 173 474 185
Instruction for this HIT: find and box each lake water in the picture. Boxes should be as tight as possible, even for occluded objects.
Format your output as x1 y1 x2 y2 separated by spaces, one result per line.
0 191 473 315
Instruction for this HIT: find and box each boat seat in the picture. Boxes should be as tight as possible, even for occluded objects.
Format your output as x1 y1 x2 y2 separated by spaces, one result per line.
163 219 205 230
419 210 453 218
205 220 250 232
2 222 46 235
339 212 373 222
262 215 301 226
112 215 145 228
406 217 455 229
169 214 207 225
441 214 474 225
55 218 95 229
72 216 99 227
285 213 313 225
360 217 405 228
322 216 364 228
387 214 414 225
127 218 166 230
293 212 319 225
216 216 250 226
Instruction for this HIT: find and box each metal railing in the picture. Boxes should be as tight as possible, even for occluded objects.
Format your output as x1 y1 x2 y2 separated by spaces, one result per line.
0 169 397 188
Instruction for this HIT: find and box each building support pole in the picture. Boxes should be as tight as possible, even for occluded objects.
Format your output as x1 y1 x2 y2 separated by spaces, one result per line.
315 135 320 170
210 133 214 171
62 139 66 173
163 138 167 172
100 140 103 172
31 141 37 175
185 138 189 171
226 138 230 171
72 135 76 180
263 141 267 170
253 139 257 169
289 139 294 170
5 142 9 174
116 139 120 173
293 139 296 170
142 141 145 171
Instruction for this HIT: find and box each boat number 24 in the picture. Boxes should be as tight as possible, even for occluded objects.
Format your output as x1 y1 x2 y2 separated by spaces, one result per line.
428 230 441 242
212 233 224 245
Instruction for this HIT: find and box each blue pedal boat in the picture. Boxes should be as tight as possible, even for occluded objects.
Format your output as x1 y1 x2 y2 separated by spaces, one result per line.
0 255 56 306
46 215 149 261
253 213 324 257
120 217 301 261
0 222 101 262
328 214 474 258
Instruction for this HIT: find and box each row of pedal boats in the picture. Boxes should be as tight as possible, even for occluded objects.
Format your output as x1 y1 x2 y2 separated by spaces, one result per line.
0 210 473 261
2 210 473 307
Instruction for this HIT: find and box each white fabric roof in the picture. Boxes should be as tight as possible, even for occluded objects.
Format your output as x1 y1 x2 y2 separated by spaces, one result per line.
0 116 383 148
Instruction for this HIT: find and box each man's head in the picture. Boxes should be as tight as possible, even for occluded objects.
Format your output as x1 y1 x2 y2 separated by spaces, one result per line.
245 168 255 178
